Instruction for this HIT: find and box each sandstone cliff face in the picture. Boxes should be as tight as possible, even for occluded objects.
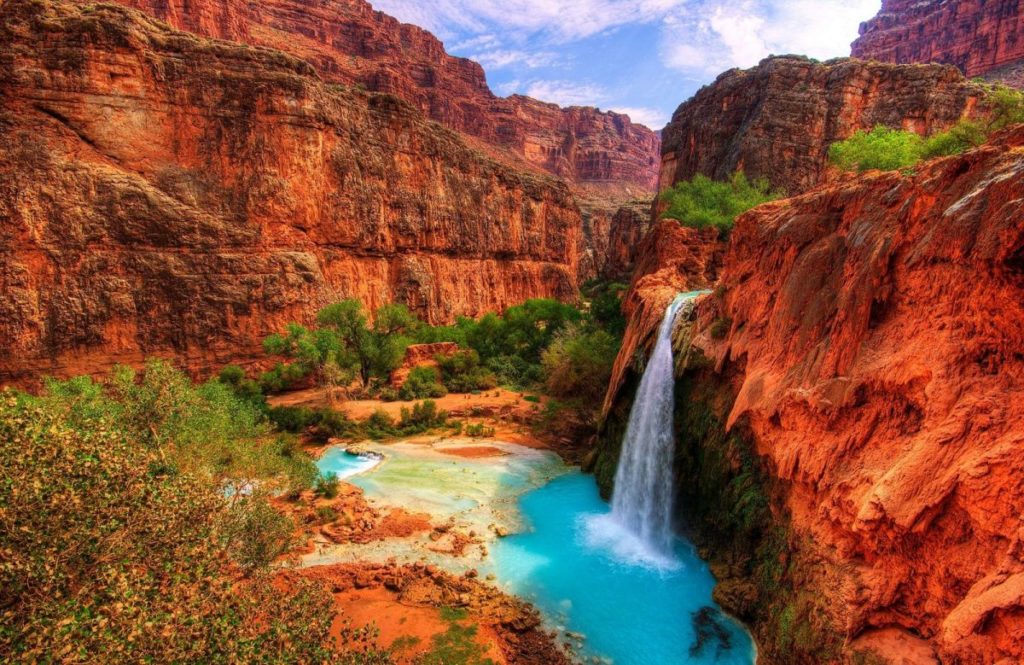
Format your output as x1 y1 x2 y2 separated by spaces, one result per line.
660 57 980 196
0 0 583 383
852 0 1024 87
601 221 722 414
112 0 661 198
605 130 1024 663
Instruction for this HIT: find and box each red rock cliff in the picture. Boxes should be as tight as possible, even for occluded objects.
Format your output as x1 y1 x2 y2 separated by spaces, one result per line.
0 0 583 384
660 56 980 196
610 129 1024 663
852 0 1024 87
112 0 661 199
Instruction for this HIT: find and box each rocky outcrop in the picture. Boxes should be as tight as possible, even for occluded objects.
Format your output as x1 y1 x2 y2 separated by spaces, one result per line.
602 128 1024 663
852 0 1024 87
660 56 981 196
601 221 723 415
112 0 660 199
0 0 583 384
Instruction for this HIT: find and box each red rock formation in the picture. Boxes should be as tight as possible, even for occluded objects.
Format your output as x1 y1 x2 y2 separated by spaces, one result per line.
852 0 1024 87
602 221 722 413
112 0 660 199
660 56 981 196
612 129 1024 662
0 0 583 384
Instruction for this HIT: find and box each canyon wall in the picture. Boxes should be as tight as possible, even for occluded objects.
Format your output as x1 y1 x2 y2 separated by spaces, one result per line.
600 129 1024 663
112 0 661 200
660 56 980 196
0 0 582 383
852 0 1024 87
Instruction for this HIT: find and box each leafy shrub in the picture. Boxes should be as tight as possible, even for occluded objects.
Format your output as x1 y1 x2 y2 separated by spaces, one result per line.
0 384 388 663
400 366 448 400
541 325 620 426
922 120 987 158
218 364 246 385
222 495 297 571
828 125 925 172
435 350 497 393
314 472 341 499
259 361 310 394
399 400 447 431
660 172 779 235
464 423 496 438
365 409 397 439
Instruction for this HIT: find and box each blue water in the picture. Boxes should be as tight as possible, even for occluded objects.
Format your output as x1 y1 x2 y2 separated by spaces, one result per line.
317 449 381 480
491 473 757 665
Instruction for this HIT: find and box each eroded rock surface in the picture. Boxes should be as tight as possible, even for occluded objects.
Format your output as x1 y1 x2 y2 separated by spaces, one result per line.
608 129 1024 663
853 0 1024 87
0 0 583 383
660 56 980 196
113 0 661 199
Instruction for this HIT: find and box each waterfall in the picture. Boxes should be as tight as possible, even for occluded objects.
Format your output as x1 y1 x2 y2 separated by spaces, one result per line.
609 292 695 557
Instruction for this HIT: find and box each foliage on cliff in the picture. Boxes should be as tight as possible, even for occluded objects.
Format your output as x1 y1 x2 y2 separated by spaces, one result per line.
0 362 390 663
659 173 779 236
829 85 1024 172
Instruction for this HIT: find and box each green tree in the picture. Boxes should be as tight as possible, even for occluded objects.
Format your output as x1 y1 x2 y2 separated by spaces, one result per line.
542 325 620 426
659 172 779 235
828 125 925 172
314 300 421 388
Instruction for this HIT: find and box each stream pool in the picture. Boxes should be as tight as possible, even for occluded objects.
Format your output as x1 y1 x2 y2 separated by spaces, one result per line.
314 443 756 665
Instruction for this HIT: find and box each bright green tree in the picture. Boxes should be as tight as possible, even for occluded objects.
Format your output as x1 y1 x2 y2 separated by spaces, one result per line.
659 172 779 235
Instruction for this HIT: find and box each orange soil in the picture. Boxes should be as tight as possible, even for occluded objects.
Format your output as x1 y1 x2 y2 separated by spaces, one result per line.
331 588 507 665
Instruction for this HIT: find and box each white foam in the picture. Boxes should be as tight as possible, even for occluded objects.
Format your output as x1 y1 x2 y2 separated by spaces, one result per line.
578 513 683 573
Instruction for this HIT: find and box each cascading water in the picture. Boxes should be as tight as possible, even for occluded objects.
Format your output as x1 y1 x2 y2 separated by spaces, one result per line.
609 292 695 558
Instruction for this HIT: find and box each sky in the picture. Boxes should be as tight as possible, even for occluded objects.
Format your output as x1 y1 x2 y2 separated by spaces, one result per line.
371 0 882 130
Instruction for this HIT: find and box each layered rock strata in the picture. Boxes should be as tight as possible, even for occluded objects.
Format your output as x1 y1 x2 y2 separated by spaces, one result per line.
660 56 981 196
852 0 1024 86
0 0 582 383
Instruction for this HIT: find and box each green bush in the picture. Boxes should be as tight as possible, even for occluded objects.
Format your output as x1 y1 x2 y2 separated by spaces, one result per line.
364 409 397 439
659 172 779 235
400 366 448 400
828 125 925 172
0 376 388 663
464 423 496 438
541 325 620 426
399 400 447 431
435 350 497 393
922 120 987 158
314 472 341 499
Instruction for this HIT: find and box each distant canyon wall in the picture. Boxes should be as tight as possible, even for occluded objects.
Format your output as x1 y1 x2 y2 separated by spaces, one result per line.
0 0 582 383
853 0 1024 88
112 0 661 200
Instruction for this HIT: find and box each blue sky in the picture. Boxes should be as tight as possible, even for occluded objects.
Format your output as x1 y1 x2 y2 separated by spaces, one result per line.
372 0 882 130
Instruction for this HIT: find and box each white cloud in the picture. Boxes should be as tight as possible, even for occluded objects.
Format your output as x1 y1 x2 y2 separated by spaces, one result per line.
608 106 670 129
522 80 608 107
471 49 560 69
661 0 881 76
372 0 687 42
